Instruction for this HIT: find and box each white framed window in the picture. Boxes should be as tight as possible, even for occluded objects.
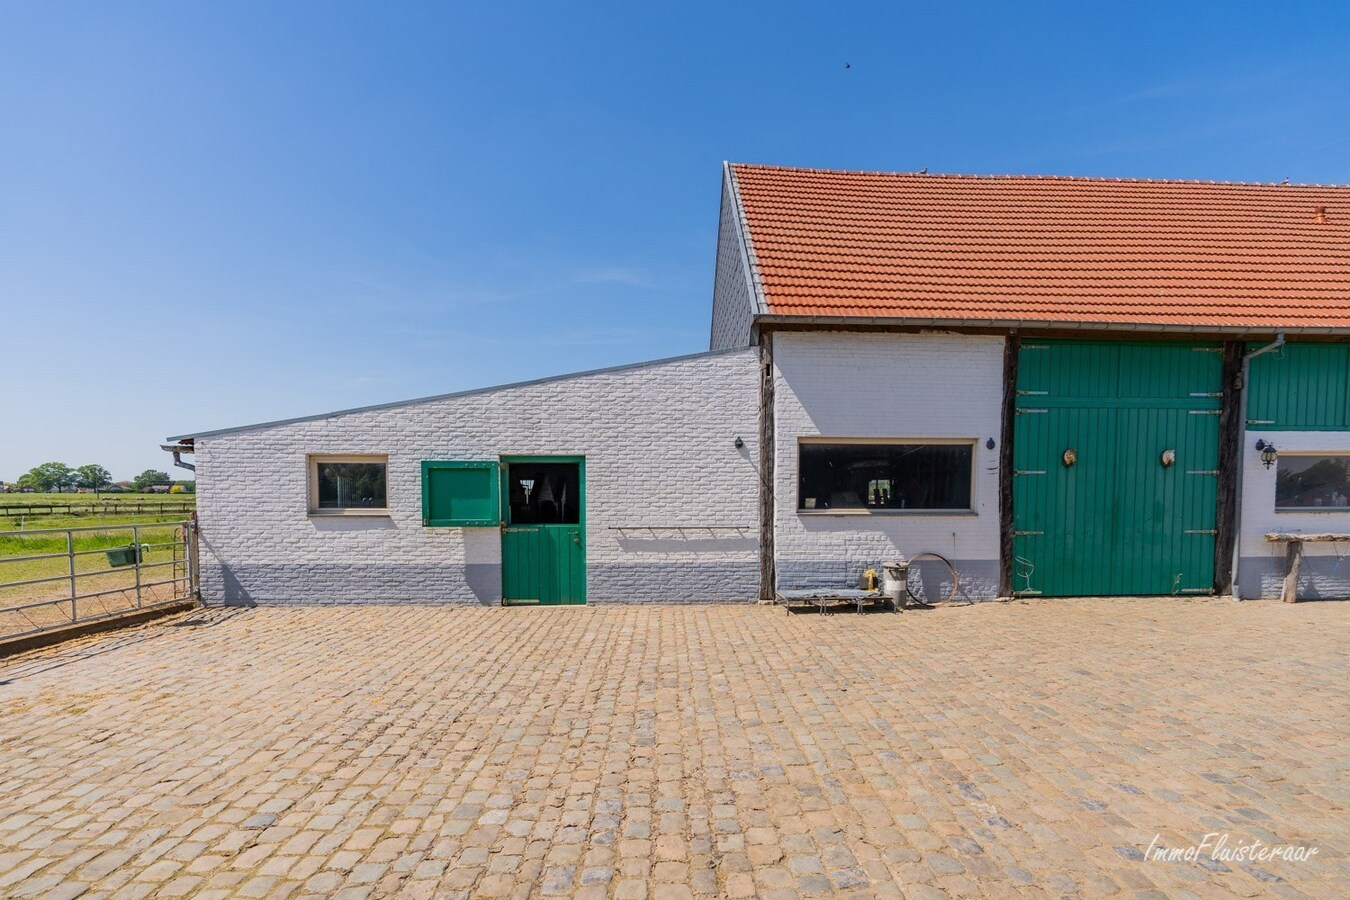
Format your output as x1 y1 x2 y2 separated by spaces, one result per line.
308 454 389 516
797 438 976 513
1275 453 1350 511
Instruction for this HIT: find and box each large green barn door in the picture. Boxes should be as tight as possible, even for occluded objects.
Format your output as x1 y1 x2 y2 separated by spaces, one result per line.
1012 341 1221 596
500 458 586 605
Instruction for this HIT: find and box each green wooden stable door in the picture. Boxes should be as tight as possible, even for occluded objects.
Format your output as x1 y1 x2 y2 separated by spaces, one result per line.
1012 341 1221 596
500 458 586 605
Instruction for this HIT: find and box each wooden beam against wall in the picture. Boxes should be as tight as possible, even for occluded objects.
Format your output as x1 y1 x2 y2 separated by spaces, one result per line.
1214 341 1243 595
998 334 1020 597
757 332 776 602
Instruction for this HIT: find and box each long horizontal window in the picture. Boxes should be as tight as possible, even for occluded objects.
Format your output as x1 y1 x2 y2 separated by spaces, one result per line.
798 441 973 512
309 455 388 514
1276 454 1350 511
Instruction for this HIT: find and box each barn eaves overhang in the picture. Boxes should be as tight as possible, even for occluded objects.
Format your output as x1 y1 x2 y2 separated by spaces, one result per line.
752 313 1350 337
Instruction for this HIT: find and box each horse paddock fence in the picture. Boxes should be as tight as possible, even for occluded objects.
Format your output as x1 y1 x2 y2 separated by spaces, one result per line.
0 518 198 647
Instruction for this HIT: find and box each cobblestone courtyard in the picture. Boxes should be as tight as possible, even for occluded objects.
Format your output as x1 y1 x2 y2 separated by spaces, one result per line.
1 599 1345 899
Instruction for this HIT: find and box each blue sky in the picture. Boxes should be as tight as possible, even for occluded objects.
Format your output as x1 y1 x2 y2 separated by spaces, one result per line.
3 1 1349 481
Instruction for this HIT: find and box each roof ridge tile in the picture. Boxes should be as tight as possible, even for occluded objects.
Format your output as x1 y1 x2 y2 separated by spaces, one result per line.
730 162 1350 190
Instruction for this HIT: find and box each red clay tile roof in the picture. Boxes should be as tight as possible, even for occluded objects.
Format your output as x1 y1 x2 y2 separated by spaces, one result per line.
729 164 1350 330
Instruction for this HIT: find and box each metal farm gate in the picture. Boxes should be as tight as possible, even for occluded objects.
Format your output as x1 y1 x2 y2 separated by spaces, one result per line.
1012 341 1222 596
0 519 198 647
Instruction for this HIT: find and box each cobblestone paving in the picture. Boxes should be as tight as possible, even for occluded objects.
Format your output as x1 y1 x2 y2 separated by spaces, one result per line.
0 599 1346 899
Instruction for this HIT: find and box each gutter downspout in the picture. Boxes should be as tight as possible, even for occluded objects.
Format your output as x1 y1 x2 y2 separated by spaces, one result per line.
161 442 196 472
1245 332 1286 364
1230 332 1285 597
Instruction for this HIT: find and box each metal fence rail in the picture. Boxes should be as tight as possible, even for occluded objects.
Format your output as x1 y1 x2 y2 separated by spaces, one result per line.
0 502 195 518
0 518 198 645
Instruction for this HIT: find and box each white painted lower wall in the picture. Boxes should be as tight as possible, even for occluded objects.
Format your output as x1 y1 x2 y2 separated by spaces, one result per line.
771 331 1006 600
194 350 761 605
1237 430 1350 599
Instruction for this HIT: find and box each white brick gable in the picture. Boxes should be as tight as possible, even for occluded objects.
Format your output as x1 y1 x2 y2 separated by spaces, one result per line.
709 168 758 351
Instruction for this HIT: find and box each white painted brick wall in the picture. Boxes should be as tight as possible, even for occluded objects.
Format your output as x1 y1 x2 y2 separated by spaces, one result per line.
195 350 761 604
709 176 755 351
772 332 1006 598
1236 430 1350 599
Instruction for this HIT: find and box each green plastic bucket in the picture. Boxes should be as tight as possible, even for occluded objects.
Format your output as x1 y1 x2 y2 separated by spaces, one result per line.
106 545 143 567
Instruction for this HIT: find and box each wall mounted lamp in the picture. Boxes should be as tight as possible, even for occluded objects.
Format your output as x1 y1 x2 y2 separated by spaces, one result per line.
1255 439 1278 469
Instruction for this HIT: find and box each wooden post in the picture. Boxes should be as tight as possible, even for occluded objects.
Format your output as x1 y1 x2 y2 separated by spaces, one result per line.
998 334 1019 597
1213 341 1243 595
1281 540 1302 603
757 332 776 603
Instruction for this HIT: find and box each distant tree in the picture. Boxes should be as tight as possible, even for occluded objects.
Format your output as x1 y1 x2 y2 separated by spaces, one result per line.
20 462 76 493
75 464 113 491
132 469 172 492
15 472 41 492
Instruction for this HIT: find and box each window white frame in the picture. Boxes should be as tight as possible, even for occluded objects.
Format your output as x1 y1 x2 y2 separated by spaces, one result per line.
1274 451 1350 513
796 437 979 515
307 454 390 516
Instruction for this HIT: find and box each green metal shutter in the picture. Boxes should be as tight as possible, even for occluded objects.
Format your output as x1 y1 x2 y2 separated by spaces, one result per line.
421 461 500 526
1246 343 1350 430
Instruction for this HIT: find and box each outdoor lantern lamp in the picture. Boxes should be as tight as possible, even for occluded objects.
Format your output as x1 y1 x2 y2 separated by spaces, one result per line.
1255 439 1278 469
